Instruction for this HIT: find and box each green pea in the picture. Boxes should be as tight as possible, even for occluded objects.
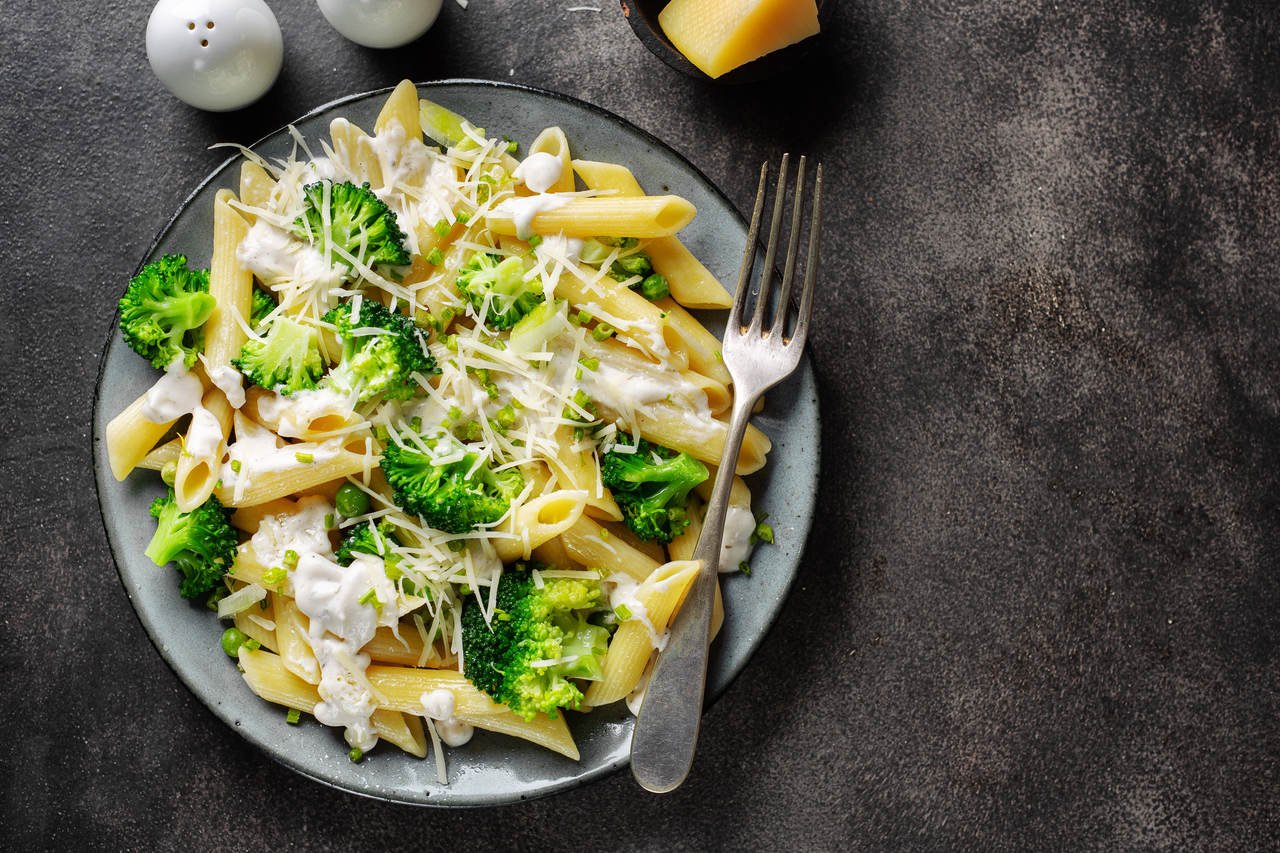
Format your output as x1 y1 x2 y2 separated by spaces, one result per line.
221 627 249 658
335 482 371 518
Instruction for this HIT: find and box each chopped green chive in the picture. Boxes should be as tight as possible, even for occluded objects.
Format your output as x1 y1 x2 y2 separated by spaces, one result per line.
434 219 451 238
294 451 314 464
615 603 633 621
230 459 242 474
750 522 775 545
262 566 287 587
739 561 752 576
591 323 615 341
286 708 302 725
426 247 444 266
283 549 299 568
528 234 543 248
456 211 471 224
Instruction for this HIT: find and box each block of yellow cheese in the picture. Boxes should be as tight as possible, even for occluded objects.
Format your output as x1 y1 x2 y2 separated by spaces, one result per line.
658 0 821 79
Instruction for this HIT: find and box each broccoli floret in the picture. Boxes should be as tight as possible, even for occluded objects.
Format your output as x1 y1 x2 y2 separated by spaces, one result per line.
144 490 237 600
455 252 544 330
250 287 277 328
293 180 410 271
460 566 610 719
118 254 215 369
320 301 437 403
233 316 324 395
336 519 401 567
381 436 524 534
601 437 709 543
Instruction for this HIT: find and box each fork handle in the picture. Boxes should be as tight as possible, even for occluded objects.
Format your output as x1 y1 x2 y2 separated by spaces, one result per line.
629 390 761 793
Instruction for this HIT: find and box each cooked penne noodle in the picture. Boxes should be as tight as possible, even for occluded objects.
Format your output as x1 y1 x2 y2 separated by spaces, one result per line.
107 386 189 481
571 159 644 196
204 189 253 371
585 560 701 705
669 498 723 641
494 489 588 563
273 592 320 684
137 438 182 472
375 79 423 139
572 157 733 309
544 426 622 521
486 196 696 239
655 298 732 386
173 387 234 512
366 666 579 759
214 446 373 507
561 516 661 581
373 710 429 758
239 160 275 211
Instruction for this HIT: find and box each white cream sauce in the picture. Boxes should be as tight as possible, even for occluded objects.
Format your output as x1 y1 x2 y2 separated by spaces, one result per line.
605 573 665 651
207 364 246 409
141 359 204 423
718 504 756 574
184 405 223 460
420 688 475 747
257 386 356 438
249 495 333 570
238 220 347 289
514 152 563 194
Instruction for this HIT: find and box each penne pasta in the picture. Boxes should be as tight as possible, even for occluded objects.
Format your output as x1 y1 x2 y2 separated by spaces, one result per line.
572 157 732 309
585 560 701 705
204 189 253 371
375 79 423 139
486 196 696 239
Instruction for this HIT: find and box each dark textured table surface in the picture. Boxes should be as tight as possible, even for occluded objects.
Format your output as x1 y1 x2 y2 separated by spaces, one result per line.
3 0 1278 849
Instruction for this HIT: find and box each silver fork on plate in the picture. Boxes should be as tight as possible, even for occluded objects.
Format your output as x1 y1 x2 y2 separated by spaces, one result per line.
630 154 823 793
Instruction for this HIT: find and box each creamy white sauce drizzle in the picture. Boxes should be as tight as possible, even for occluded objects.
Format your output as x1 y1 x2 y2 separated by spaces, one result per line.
250 495 333 570
606 574 665 651
718 505 756 573
184 405 223 460
207 364 246 408
513 152 563 194
257 386 355 438
420 688 474 747
237 220 347 289
141 359 204 423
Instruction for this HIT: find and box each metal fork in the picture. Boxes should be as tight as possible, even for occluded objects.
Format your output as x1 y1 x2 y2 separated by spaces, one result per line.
630 154 822 793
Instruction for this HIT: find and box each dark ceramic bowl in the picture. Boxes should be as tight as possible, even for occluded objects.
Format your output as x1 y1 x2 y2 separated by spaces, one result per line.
621 0 834 84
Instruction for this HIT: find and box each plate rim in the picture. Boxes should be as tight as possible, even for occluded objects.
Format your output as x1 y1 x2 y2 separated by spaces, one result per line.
91 78 820 806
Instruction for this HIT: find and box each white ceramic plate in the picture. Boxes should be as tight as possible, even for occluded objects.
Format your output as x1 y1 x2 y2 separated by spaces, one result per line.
92 81 819 806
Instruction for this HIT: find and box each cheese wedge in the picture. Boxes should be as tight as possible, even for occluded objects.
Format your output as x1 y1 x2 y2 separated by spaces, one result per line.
658 0 821 79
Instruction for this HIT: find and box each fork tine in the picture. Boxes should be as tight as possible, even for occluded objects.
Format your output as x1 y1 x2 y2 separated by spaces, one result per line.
730 161 771 331
772 155 807 340
791 162 822 346
750 153 790 334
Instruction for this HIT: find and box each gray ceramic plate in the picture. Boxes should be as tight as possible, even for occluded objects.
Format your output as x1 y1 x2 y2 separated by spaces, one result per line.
92 80 819 806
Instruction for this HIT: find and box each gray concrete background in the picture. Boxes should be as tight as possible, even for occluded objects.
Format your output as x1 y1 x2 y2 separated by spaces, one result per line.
2 0 1277 848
